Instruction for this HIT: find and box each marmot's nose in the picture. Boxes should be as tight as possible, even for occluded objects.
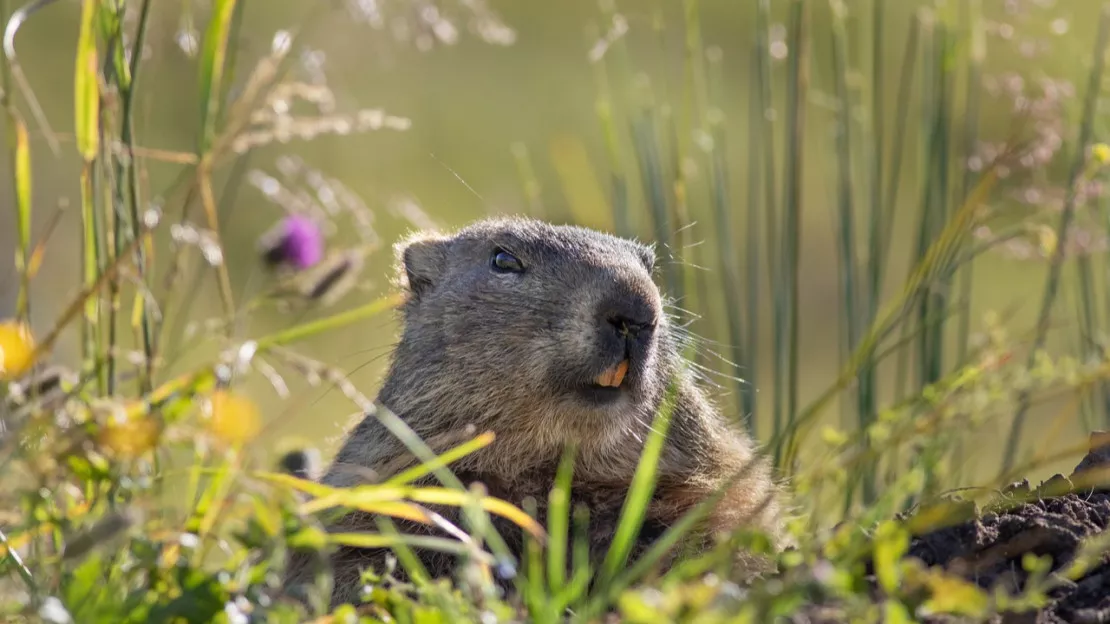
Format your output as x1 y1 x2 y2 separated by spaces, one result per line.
602 294 657 341
607 314 653 339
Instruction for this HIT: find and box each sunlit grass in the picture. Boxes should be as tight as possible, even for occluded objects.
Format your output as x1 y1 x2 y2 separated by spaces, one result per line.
2 0 1110 622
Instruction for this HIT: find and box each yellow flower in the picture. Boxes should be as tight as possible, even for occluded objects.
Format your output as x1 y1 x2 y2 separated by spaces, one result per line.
820 425 849 447
917 568 989 617
1092 142 1110 165
0 320 35 381
97 406 161 459
206 390 261 446
1035 224 1058 257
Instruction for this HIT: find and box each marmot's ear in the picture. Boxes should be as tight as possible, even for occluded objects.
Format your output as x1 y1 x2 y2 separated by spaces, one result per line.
395 232 450 298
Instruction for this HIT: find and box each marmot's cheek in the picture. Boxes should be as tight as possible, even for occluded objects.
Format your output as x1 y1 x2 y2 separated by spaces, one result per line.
560 322 610 366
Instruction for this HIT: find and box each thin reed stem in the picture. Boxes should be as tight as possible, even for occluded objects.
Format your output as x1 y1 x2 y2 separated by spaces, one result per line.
593 4 632 239
630 109 680 302
829 0 865 502
895 14 933 402
955 0 983 368
743 46 762 433
754 0 783 450
705 43 748 431
782 0 809 450
119 0 156 391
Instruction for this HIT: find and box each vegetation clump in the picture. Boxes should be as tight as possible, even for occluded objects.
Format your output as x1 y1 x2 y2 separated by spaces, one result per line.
3 1 1110 622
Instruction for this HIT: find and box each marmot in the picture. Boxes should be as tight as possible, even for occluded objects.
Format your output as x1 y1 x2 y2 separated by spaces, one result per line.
284 217 786 610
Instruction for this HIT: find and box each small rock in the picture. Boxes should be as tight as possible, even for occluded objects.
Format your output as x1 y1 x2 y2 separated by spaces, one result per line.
1034 474 1073 498
1071 431 1110 489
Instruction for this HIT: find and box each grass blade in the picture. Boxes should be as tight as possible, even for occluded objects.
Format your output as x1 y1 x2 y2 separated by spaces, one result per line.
755 0 785 449
592 3 632 239
72 0 102 380
197 0 237 155
521 496 545 616
743 47 762 434
591 379 680 601
955 0 984 367
118 0 156 391
605 458 765 602
78 167 99 377
253 293 403 350
385 432 497 486
404 488 546 540
325 531 492 562
12 116 29 321
829 0 869 503
779 0 810 458
630 111 680 304
193 0 240 321
74 0 98 161
704 41 750 432
546 444 576 594
880 15 921 280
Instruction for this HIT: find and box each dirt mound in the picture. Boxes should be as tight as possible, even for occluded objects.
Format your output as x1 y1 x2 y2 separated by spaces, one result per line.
905 432 1110 623
787 433 1110 623
907 487 1110 622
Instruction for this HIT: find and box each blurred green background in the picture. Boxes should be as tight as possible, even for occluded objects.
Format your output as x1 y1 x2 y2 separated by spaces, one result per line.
0 0 1103 485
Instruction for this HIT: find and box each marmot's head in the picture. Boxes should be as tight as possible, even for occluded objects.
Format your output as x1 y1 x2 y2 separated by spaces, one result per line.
386 217 675 445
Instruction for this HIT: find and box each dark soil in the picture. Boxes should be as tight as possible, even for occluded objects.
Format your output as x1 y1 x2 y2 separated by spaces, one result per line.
793 432 1110 623
907 482 1110 623
907 431 1110 623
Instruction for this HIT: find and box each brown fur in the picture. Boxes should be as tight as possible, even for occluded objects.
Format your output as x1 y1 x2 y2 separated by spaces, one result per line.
283 217 786 611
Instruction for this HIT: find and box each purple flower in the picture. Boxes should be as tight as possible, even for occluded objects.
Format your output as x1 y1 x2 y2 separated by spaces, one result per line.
259 214 323 270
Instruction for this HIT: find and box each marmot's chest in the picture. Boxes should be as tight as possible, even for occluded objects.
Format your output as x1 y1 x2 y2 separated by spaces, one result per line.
451 469 697 576
453 468 697 526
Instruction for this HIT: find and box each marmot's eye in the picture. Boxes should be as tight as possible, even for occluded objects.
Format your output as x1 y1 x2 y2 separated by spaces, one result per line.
491 249 524 273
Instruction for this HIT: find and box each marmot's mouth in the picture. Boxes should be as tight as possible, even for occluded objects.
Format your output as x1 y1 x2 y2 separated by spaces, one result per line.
594 359 629 388
576 359 631 406
577 384 624 405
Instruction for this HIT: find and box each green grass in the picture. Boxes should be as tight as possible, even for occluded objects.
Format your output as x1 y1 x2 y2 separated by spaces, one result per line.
3 0 1110 622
